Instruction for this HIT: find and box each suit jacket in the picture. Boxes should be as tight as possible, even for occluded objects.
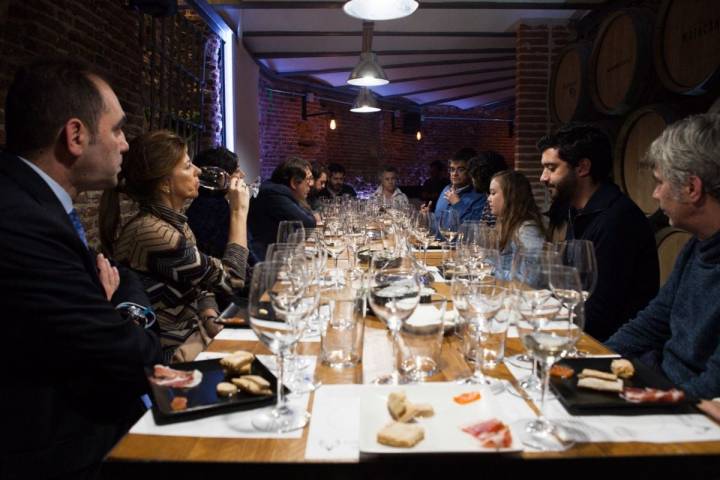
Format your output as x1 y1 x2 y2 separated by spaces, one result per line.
0 152 161 479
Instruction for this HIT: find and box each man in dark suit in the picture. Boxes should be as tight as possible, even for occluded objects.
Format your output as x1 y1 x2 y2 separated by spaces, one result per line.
0 59 161 479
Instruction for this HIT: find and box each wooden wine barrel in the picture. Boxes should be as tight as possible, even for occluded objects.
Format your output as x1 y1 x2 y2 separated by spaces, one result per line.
589 9 654 115
614 105 679 215
549 43 593 123
654 0 720 96
655 227 693 286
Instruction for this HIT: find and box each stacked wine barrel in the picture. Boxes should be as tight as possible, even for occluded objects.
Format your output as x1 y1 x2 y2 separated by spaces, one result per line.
548 0 720 285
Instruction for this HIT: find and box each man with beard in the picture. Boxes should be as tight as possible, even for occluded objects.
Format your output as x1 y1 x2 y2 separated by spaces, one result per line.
538 123 658 341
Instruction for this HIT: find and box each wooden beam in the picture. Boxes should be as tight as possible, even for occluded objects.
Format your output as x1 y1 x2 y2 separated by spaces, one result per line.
385 75 514 98
243 30 516 38
255 48 515 58
212 1 604 10
420 85 515 106
275 55 516 76
390 65 515 84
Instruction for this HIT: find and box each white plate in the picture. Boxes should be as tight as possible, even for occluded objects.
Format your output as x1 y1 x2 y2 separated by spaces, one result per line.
359 384 522 454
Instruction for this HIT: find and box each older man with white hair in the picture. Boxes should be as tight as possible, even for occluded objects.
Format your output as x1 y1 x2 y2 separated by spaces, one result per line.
606 113 720 400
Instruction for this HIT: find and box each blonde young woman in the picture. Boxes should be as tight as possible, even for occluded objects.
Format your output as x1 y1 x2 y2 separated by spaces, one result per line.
100 130 250 363
487 170 547 271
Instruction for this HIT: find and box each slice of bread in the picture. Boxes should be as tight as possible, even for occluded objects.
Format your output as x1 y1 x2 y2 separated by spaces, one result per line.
611 359 635 379
578 368 618 381
387 391 407 420
231 377 272 396
577 377 623 392
377 422 425 448
220 351 255 375
398 403 435 423
216 382 238 397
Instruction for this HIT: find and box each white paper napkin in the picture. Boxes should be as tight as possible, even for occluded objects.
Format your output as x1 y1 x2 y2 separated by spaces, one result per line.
305 385 362 460
215 328 320 343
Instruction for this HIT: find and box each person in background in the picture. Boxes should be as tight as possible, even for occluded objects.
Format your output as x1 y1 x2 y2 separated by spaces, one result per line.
318 162 357 199
0 58 161 479
308 162 328 210
248 157 316 260
420 159 450 211
100 130 250 363
606 114 720 400
538 123 658 342
186 147 239 259
487 170 547 273
432 148 485 223
370 165 409 208
468 150 508 226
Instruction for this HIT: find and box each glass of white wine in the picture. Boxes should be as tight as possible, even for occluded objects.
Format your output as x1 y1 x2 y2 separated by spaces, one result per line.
519 264 584 451
437 209 460 250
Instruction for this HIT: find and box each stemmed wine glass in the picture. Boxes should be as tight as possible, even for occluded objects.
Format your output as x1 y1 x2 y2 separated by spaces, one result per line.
322 227 348 290
199 166 261 197
437 209 460 250
247 260 318 432
508 250 561 399
414 210 437 266
458 282 508 393
556 240 597 356
519 264 584 450
367 255 422 385
277 220 305 245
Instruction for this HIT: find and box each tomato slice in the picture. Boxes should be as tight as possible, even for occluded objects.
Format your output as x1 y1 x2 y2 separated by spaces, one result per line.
453 391 482 404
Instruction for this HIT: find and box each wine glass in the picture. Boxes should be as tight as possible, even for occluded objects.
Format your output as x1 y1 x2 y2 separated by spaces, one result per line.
277 221 305 245
458 283 509 393
247 261 318 432
368 255 422 385
437 209 460 249
415 210 437 266
508 250 561 399
519 264 584 450
199 166 261 198
556 240 597 356
322 228 348 290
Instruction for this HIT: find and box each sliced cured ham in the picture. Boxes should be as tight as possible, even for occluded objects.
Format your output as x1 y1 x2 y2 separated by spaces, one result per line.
620 387 685 404
462 418 513 449
151 364 203 389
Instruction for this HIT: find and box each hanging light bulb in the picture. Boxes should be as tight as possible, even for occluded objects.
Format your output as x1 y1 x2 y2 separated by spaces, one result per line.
329 117 337 130
347 52 388 87
343 0 418 21
416 130 422 141
351 88 380 113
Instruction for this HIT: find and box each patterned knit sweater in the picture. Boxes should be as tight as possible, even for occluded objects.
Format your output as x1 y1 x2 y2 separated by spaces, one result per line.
113 202 248 362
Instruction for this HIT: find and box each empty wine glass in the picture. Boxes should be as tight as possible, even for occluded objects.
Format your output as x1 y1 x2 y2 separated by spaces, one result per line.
277 221 305 245
368 255 422 385
437 209 460 249
247 261 318 432
414 210 437 266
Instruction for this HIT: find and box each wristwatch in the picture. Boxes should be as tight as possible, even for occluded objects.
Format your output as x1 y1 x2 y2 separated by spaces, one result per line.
116 302 157 329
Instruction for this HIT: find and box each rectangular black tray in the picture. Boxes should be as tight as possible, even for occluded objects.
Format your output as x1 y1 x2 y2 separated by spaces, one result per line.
550 357 695 416
147 358 283 425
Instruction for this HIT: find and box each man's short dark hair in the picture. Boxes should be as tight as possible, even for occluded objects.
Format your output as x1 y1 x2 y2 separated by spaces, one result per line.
271 157 311 187
328 162 346 175
5 58 106 157
381 165 399 174
193 147 238 175
451 147 478 163
311 162 328 179
469 151 508 193
536 123 612 183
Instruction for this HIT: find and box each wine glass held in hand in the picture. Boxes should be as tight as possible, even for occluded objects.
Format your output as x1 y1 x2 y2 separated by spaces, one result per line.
199 166 261 197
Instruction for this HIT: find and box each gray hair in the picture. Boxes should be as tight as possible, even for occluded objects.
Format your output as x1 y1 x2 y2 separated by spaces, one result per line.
645 114 720 200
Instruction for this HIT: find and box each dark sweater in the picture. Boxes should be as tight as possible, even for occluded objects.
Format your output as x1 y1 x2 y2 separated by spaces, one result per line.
558 181 659 341
606 229 720 399
247 181 316 261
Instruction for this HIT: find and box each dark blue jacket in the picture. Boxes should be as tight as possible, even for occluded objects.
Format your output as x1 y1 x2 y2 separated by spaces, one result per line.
248 181 316 261
606 230 720 399
560 181 659 341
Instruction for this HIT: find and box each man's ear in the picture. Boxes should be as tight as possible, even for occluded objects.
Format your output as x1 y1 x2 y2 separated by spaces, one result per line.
686 175 703 203
61 118 88 157
576 157 592 178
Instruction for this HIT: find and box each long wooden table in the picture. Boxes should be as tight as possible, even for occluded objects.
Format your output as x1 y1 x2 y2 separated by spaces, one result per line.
104 250 720 478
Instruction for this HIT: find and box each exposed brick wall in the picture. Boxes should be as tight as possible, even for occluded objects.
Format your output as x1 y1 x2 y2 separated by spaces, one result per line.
0 0 222 248
258 75 515 197
514 24 570 207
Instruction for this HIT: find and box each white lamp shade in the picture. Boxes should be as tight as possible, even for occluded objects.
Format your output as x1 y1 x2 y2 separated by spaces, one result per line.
343 0 418 21
347 52 389 87
351 88 381 113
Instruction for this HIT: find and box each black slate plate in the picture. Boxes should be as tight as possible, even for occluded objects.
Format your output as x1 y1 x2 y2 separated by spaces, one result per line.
550 358 694 416
147 358 283 425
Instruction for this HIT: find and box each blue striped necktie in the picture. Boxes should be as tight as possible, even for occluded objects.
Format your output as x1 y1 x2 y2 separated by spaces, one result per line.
68 208 88 248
